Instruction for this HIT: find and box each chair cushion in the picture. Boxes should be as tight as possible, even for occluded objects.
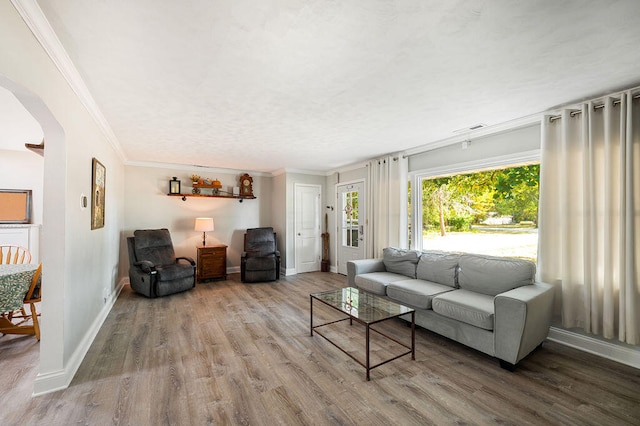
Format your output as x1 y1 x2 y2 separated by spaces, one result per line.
382 247 420 278
245 227 276 256
134 229 176 266
155 263 195 281
458 254 535 296
432 289 495 330
156 276 194 297
416 252 460 288
354 272 406 295
386 279 454 309
245 254 277 271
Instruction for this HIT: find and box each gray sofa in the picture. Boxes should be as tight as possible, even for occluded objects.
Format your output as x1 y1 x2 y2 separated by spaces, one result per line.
347 248 554 369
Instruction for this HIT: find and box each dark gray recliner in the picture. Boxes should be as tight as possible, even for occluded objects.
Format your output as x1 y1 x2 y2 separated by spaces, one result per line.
241 227 280 283
127 229 196 297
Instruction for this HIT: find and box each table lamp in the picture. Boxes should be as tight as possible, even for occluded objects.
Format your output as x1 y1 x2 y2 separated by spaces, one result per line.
195 217 214 246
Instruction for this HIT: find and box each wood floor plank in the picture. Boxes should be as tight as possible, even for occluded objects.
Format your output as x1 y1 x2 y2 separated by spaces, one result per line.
2 272 639 425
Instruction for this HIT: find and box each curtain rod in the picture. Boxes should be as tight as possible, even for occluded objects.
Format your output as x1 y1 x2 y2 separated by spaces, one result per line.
549 93 640 122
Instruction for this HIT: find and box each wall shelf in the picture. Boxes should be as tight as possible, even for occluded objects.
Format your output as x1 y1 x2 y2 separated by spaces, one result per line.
167 193 256 202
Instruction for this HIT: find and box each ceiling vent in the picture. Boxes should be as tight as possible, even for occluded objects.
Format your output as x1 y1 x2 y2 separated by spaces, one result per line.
468 123 486 130
454 123 487 133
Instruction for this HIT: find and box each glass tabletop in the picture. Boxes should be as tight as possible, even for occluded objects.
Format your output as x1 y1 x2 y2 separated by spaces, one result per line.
311 287 414 324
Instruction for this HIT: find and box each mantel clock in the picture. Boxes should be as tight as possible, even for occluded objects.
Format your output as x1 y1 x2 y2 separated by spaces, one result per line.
239 174 253 197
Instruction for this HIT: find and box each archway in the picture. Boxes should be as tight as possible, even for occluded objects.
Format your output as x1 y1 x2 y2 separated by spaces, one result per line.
0 74 66 395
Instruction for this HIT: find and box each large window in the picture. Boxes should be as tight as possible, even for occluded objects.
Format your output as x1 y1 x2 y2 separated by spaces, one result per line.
415 163 539 262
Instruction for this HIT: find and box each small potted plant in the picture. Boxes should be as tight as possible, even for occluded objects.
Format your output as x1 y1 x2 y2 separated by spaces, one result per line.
191 174 201 184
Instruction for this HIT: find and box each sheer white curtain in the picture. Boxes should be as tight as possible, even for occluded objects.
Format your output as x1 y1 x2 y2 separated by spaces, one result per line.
538 91 640 345
367 154 409 258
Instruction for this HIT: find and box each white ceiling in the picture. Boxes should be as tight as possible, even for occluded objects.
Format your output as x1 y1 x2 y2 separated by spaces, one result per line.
13 1 640 172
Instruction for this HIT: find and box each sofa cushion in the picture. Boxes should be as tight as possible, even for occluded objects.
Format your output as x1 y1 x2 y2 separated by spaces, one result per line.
458 254 535 296
355 272 406 295
387 279 454 309
432 289 495 331
383 247 420 278
416 252 460 288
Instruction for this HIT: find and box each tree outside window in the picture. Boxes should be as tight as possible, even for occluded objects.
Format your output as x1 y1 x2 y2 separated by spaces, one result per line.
420 164 539 262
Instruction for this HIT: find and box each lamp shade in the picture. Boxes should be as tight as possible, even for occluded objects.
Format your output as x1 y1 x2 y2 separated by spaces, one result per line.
194 217 214 232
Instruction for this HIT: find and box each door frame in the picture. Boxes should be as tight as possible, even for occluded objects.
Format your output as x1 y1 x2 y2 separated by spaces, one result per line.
334 178 366 275
294 183 322 274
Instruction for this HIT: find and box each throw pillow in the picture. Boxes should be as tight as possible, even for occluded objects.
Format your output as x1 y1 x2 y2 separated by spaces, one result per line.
383 247 419 278
416 252 460 287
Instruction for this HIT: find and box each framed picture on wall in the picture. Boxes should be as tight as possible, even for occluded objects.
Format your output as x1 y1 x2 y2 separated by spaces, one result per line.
0 189 32 224
91 158 106 230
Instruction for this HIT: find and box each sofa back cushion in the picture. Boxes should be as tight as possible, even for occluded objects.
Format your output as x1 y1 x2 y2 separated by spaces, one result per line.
458 254 535 296
416 251 460 288
383 247 420 278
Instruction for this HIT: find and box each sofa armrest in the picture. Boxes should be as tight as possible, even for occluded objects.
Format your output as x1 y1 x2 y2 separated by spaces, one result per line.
347 259 385 287
494 282 555 365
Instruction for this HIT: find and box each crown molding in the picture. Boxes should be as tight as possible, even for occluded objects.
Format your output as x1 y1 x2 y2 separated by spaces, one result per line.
125 160 272 177
11 0 126 161
271 167 329 177
325 160 369 176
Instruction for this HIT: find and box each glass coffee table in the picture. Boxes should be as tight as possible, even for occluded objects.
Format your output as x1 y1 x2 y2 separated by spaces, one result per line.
310 287 415 381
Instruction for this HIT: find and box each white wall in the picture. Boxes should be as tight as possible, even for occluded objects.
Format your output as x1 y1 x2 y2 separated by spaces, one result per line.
1 2 125 393
123 165 272 275
271 172 287 269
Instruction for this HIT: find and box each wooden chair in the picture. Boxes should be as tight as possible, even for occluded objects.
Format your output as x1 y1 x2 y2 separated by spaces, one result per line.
0 263 42 340
0 245 32 264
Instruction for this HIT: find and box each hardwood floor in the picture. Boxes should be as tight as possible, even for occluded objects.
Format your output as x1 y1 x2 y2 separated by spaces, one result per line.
2 272 639 425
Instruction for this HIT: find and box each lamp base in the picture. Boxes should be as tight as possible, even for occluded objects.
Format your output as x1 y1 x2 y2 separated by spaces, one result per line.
202 232 207 247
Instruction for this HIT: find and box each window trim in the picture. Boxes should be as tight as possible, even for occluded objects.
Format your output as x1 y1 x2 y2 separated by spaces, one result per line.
409 149 540 251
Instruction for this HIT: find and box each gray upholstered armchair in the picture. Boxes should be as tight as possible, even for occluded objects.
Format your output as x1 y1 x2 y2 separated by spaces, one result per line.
241 227 280 283
127 229 196 297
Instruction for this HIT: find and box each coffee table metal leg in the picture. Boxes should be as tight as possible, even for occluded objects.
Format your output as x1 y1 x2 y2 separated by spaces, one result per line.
411 311 415 360
310 296 313 336
366 324 370 381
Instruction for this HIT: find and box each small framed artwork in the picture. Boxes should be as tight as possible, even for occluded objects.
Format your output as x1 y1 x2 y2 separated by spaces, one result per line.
91 158 106 229
0 189 32 224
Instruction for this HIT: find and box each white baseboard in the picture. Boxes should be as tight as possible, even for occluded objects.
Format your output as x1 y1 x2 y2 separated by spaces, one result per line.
284 268 296 276
548 326 640 370
330 265 338 274
33 277 126 396
226 266 240 274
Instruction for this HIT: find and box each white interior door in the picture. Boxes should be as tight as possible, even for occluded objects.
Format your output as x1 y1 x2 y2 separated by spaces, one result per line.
295 184 321 273
337 181 366 275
